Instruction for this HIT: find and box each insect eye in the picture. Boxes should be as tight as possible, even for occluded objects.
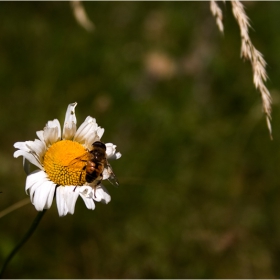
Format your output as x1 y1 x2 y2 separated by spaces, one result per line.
92 141 106 150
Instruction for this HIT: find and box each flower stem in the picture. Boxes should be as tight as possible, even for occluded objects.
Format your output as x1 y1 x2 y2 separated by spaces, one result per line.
0 209 47 278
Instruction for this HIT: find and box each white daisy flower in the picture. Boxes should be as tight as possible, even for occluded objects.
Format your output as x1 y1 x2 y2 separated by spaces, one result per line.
14 102 121 217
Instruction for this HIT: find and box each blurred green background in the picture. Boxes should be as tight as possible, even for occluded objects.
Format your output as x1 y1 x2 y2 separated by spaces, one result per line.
1 1 280 278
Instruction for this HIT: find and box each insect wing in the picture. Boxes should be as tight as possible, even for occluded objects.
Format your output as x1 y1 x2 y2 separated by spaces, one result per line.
105 162 119 187
108 172 119 187
67 152 89 168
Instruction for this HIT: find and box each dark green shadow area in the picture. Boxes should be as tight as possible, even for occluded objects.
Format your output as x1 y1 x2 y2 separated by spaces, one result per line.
0 2 280 278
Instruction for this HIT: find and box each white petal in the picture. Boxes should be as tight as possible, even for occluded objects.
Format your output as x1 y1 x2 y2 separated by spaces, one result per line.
105 143 122 160
33 181 54 211
97 127 104 139
115 152 122 160
105 143 116 157
74 116 100 146
83 126 105 149
64 186 79 214
14 141 30 152
26 170 48 190
79 185 93 198
63 102 77 140
55 186 79 216
14 140 46 168
56 186 68 216
36 130 45 142
26 170 49 198
14 150 43 170
44 181 57 209
49 119 62 138
107 152 122 160
29 182 44 203
75 116 97 137
80 194 96 210
44 119 61 146
94 185 111 204
25 139 46 163
79 186 96 210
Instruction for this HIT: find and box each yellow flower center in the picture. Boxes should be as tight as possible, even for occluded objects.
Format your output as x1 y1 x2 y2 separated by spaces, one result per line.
43 140 88 186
